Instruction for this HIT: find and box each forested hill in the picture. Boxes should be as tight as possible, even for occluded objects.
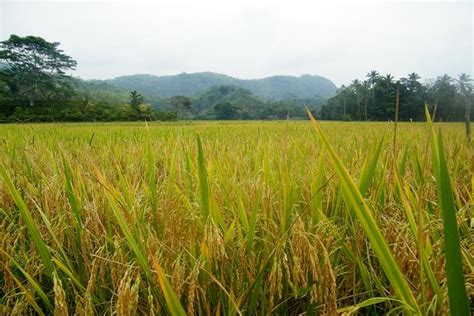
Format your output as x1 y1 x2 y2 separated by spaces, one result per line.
108 72 337 99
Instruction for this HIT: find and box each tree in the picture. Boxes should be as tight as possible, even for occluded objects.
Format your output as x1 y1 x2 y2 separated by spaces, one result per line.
352 79 362 119
399 73 423 120
362 80 370 120
403 72 422 92
0 34 77 107
214 102 239 120
381 74 394 95
456 73 472 143
169 95 192 118
129 90 144 113
430 74 458 121
366 70 379 109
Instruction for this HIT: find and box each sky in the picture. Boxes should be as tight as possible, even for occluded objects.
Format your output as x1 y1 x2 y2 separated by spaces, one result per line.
0 0 472 86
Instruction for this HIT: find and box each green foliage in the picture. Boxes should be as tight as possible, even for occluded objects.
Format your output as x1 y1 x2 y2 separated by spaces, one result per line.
188 84 322 119
129 90 144 112
169 95 192 119
169 95 192 110
213 102 238 120
426 110 470 315
0 34 77 107
108 72 337 99
321 71 473 122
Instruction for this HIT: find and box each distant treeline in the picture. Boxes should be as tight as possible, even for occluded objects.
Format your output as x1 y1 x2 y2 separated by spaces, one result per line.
321 71 473 122
0 34 472 122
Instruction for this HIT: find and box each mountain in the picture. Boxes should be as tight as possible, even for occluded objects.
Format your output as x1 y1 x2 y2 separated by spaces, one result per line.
240 74 337 100
108 72 337 100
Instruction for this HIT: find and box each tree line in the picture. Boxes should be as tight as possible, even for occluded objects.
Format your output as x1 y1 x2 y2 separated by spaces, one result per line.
320 71 473 122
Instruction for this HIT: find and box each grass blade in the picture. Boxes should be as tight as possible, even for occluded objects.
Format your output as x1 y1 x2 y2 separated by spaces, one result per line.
426 108 470 315
306 109 420 314
197 135 210 220
153 259 186 316
3 250 54 312
0 168 55 278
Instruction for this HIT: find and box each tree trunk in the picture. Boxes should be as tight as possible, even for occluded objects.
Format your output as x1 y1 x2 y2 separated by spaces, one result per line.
357 93 360 120
372 84 376 109
465 98 471 144
364 97 368 121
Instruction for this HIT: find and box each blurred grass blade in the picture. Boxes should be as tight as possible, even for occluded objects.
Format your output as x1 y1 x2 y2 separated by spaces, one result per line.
146 139 158 213
197 135 210 220
153 259 186 316
3 250 53 311
0 167 55 277
359 137 384 196
306 109 420 314
426 108 470 315
62 154 83 234
338 297 396 315
107 193 152 281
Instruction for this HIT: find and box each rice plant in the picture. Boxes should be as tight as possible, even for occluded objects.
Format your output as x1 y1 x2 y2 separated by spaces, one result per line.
0 120 472 315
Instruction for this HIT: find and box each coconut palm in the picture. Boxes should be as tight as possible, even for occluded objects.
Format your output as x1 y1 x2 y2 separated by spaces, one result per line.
456 73 472 142
366 70 379 108
352 79 362 118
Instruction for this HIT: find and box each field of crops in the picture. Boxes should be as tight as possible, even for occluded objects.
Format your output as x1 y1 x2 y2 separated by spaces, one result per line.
0 119 472 315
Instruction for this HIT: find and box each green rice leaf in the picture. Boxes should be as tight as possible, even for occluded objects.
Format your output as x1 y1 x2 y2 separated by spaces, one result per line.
306 109 420 314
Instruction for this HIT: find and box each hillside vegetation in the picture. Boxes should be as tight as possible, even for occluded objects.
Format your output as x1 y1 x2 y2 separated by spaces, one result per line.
109 72 337 99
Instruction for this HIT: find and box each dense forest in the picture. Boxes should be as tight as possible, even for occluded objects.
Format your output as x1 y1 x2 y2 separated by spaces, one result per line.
0 34 472 122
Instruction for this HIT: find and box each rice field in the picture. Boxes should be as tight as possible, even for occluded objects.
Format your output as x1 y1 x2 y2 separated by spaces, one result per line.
0 119 472 315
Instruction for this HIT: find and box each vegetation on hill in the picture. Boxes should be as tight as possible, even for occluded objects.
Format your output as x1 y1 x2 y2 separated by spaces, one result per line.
109 72 337 100
188 85 324 119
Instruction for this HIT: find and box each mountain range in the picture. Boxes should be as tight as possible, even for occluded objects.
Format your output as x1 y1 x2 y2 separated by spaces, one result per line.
107 72 337 100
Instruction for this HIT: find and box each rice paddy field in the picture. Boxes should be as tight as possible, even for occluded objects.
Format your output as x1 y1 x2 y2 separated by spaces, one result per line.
0 119 472 315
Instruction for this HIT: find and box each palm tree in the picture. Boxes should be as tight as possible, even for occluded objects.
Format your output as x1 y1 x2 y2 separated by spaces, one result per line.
337 85 348 117
366 70 379 108
456 73 472 143
129 90 144 113
433 74 452 90
408 72 421 91
362 80 371 120
383 74 394 95
432 74 455 121
352 79 362 119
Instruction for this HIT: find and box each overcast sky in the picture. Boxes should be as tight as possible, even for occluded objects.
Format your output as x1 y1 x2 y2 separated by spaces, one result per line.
0 0 472 86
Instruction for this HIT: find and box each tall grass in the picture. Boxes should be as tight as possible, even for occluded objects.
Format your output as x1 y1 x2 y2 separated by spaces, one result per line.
0 121 472 314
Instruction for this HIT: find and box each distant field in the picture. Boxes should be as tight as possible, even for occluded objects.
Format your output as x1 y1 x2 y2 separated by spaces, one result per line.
1 121 472 314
